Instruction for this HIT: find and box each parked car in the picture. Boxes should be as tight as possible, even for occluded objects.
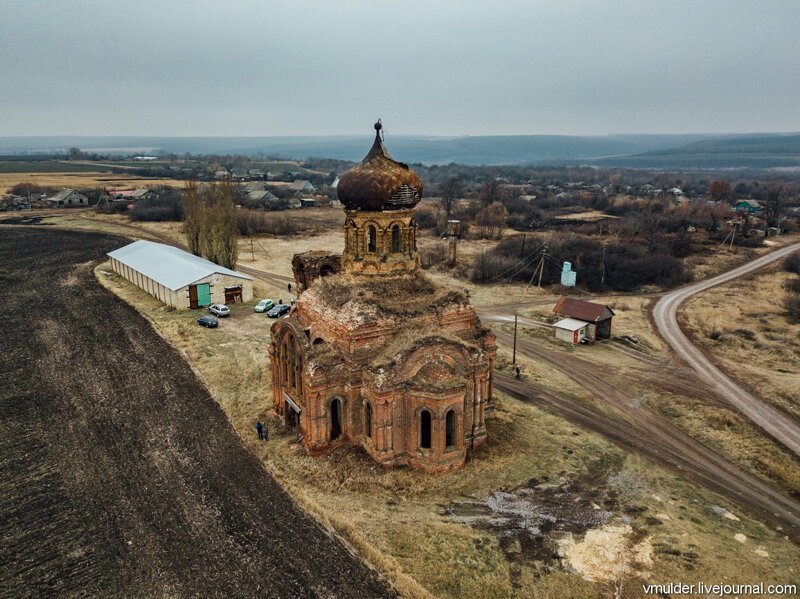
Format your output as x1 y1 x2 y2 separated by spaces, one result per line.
267 304 291 318
255 299 274 313
197 315 219 328
209 304 231 317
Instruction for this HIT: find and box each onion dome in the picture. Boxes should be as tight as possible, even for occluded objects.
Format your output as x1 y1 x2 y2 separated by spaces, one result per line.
337 120 424 211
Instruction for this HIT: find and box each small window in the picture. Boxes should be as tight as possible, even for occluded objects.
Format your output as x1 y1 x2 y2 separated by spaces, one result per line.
367 225 377 253
391 225 401 252
365 402 372 439
445 410 456 449
420 410 432 450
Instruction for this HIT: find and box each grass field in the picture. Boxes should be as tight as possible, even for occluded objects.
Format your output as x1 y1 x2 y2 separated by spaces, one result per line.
681 265 800 420
97 261 800 599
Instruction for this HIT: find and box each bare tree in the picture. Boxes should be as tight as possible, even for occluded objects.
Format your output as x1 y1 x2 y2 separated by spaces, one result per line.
763 186 784 229
474 201 508 240
182 180 205 256
438 177 462 217
479 179 507 206
709 179 732 203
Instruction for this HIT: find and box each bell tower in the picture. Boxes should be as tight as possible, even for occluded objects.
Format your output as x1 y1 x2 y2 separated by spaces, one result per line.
336 121 423 275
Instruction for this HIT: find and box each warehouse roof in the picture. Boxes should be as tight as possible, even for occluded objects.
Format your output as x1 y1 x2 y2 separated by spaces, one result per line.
108 240 252 291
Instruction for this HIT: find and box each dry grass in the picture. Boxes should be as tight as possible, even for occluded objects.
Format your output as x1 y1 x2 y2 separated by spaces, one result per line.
681 266 800 419
97 262 800 598
0 171 186 192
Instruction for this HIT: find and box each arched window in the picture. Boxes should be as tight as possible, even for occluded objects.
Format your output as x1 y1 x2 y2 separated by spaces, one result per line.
445 410 456 449
365 402 372 439
367 225 377 253
330 398 342 441
391 225 401 252
420 410 432 449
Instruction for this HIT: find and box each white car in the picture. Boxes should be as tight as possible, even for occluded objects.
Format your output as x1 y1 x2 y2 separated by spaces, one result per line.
208 304 231 317
255 299 274 313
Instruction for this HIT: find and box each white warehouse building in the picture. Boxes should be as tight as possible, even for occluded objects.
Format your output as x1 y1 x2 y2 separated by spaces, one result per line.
108 240 253 309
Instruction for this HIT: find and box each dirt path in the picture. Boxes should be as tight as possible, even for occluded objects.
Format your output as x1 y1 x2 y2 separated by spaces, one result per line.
491 336 800 542
652 242 800 455
0 227 393 599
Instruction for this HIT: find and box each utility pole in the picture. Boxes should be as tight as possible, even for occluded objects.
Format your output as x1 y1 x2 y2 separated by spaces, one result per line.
537 242 549 288
512 313 518 364
250 236 255 261
601 243 607 288
729 224 736 251
519 233 526 259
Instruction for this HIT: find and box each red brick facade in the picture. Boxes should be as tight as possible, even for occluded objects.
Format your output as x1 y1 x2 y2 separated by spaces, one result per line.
269 125 496 472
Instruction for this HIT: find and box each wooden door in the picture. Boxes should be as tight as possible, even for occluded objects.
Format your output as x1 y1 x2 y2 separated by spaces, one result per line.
189 285 199 309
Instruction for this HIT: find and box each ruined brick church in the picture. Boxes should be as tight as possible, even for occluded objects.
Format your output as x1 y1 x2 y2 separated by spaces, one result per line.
269 122 496 472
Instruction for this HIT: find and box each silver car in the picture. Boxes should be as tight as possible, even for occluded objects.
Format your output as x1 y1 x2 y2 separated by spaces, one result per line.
255 299 274 313
208 304 231 317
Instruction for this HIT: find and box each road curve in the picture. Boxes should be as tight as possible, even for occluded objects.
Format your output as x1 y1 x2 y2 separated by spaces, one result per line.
653 242 800 456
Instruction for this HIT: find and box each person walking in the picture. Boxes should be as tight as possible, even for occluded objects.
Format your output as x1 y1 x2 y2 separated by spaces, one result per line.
515 366 521 380
288 282 292 293
256 421 264 440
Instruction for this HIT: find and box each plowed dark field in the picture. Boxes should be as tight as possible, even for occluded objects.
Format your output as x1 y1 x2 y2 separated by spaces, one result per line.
0 227 393 598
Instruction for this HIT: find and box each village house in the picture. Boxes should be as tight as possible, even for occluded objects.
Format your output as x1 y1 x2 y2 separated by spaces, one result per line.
129 188 157 201
108 240 253 309
734 199 763 214
289 179 316 193
45 189 88 207
269 122 496 473
553 297 614 343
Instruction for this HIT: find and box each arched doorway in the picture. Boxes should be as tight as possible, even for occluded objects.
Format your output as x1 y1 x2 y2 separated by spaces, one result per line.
420 410 432 449
445 410 456 449
330 398 342 441
367 225 377 253
364 402 372 439
320 263 334 277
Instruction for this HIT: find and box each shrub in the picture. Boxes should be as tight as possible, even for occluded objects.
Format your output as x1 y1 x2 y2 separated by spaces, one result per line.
784 253 800 275
786 278 800 294
786 293 800 323
469 251 518 283
236 210 298 236
128 195 183 222
420 243 447 269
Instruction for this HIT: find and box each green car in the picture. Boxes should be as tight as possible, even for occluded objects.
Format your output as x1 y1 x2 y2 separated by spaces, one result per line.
255 299 275 313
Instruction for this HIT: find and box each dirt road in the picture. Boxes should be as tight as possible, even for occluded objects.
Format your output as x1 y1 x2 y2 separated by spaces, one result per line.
492 335 800 542
652 242 800 455
0 227 393 598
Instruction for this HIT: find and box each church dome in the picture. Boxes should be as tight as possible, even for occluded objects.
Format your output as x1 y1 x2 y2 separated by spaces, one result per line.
336 121 424 211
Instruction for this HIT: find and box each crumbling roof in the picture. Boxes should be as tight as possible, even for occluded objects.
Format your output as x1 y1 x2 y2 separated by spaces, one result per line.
553 297 614 322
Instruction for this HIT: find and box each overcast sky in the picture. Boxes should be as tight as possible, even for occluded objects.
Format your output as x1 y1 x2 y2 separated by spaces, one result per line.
1 0 798 137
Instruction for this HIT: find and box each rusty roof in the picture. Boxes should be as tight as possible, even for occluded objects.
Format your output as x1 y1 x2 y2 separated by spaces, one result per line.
553 297 614 322
336 121 423 212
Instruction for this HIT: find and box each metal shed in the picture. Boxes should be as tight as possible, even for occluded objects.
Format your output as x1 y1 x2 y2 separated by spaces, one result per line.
107 240 253 309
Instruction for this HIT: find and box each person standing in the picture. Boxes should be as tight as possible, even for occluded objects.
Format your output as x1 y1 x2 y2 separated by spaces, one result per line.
263 422 269 442
256 421 264 440
288 282 292 293
515 366 521 380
